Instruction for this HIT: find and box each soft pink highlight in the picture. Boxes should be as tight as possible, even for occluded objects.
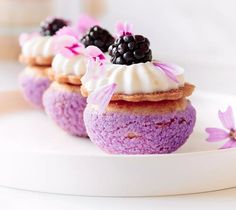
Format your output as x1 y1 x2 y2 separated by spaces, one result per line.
77 14 100 35
56 26 80 40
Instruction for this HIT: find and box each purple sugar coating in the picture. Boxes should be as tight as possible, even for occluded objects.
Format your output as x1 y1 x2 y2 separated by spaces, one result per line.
19 73 51 108
84 102 196 154
43 84 88 137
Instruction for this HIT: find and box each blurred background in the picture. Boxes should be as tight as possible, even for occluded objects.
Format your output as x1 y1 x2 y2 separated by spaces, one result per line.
0 0 235 94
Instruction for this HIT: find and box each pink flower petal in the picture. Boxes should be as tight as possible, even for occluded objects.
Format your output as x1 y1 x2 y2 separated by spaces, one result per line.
53 35 84 58
81 60 94 83
218 106 235 130
205 128 229 142
82 58 105 84
19 32 39 46
115 21 133 37
56 26 80 40
87 83 116 113
153 62 182 83
231 141 236 148
220 139 236 149
84 46 106 65
76 14 100 35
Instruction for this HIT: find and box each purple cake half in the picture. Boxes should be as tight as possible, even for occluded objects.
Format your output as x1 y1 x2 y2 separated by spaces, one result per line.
19 66 51 108
43 81 87 137
84 99 196 154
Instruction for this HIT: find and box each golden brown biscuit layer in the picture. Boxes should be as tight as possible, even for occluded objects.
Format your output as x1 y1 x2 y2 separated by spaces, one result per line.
49 81 82 93
19 54 53 66
82 83 195 102
47 68 82 85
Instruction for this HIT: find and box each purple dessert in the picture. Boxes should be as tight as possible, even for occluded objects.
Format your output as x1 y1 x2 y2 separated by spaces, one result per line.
84 101 196 154
81 23 196 154
19 69 51 108
43 82 87 137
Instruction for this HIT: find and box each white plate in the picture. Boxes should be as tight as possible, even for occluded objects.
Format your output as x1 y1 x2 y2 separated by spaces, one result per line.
0 90 235 197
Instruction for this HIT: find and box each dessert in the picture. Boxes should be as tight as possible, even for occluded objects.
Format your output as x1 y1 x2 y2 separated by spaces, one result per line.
43 25 109 137
81 23 196 154
18 17 69 108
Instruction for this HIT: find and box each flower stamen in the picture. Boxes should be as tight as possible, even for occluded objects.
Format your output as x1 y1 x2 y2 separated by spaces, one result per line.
229 129 236 140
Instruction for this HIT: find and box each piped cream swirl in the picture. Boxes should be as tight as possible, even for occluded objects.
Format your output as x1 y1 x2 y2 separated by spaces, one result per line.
82 62 185 95
22 36 55 57
52 54 87 77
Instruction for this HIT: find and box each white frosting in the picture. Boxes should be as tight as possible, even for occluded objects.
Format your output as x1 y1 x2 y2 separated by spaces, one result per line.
52 54 87 77
83 62 185 95
22 36 55 57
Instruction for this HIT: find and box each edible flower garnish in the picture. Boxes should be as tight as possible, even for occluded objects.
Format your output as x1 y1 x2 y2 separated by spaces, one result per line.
87 83 116 113
115 21 133 37
153 61 181 83
206 106 236 149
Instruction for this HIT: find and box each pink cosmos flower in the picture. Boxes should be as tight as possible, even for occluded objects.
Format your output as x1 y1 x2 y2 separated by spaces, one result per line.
206 106 236 149
87 83 117 113
115 21 133 37
153 61 181 83
54 35 84 58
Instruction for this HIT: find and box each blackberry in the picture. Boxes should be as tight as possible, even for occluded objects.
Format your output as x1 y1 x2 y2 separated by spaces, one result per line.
108 35 152 65
40 17 69 36
81 26 115 52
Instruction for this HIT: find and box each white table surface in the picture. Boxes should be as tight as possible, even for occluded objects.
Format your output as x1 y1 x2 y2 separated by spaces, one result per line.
0 61 236 210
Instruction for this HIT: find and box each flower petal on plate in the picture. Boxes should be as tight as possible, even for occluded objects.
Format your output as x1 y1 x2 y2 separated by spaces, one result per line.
220 139 235 149
218 106 235 130
153 62 181 83
231 141 236 148
205 128 229 142
87 83 116 113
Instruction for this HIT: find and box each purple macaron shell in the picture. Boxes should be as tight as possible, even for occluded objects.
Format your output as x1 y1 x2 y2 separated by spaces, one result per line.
43 84 88 137
19 72 51 108
84 102 196 154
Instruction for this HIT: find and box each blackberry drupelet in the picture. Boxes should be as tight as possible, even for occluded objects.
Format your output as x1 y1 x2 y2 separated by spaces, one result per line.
81 26 115 52
108 35 152 65
40 17 69 36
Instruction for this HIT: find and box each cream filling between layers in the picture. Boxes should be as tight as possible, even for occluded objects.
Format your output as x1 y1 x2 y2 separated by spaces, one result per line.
52 54 87 77
22 36 55 57
83 62 185 95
